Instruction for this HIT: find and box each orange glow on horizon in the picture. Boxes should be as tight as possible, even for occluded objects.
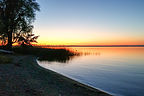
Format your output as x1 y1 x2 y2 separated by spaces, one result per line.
33 24 144 46
36 38 144 46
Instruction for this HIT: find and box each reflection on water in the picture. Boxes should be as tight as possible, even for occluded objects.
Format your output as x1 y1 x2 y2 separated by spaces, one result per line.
39 54 74 63
38 47 144 96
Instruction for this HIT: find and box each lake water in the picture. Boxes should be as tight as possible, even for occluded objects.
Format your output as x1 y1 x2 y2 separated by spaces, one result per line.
37 47 144 96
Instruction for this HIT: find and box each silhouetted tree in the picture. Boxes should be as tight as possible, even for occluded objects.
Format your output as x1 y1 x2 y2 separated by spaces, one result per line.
14 30 39 47
0 0 40 50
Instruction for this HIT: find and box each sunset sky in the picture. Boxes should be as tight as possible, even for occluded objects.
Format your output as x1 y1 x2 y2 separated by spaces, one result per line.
34 0 144 45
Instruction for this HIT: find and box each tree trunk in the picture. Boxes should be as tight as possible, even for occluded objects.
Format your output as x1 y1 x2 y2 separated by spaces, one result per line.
7 31 12 50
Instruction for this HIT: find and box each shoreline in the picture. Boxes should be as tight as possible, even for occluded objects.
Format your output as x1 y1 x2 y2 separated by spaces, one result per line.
33 56 111 96
31 56 112 96
0 55 111 96
36 59 113 96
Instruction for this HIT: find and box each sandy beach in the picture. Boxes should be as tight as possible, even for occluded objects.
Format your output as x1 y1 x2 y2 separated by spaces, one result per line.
0 55 111 96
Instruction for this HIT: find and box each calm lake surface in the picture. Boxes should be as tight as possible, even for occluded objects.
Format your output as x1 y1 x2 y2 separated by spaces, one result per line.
38 47 144 96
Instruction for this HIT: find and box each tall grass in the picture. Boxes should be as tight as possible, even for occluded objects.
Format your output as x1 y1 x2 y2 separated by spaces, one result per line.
13 47 79 63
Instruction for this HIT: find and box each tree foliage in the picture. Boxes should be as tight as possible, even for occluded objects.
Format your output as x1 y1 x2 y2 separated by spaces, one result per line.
0 0 40 48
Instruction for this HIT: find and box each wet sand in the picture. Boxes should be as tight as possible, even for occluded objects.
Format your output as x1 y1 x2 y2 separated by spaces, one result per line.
0 55 111 96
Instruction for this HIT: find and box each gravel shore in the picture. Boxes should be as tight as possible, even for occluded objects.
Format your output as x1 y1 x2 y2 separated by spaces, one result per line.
0 55 111 96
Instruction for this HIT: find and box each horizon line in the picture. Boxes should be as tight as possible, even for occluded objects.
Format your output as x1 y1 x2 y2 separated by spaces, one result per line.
34 45 144 47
